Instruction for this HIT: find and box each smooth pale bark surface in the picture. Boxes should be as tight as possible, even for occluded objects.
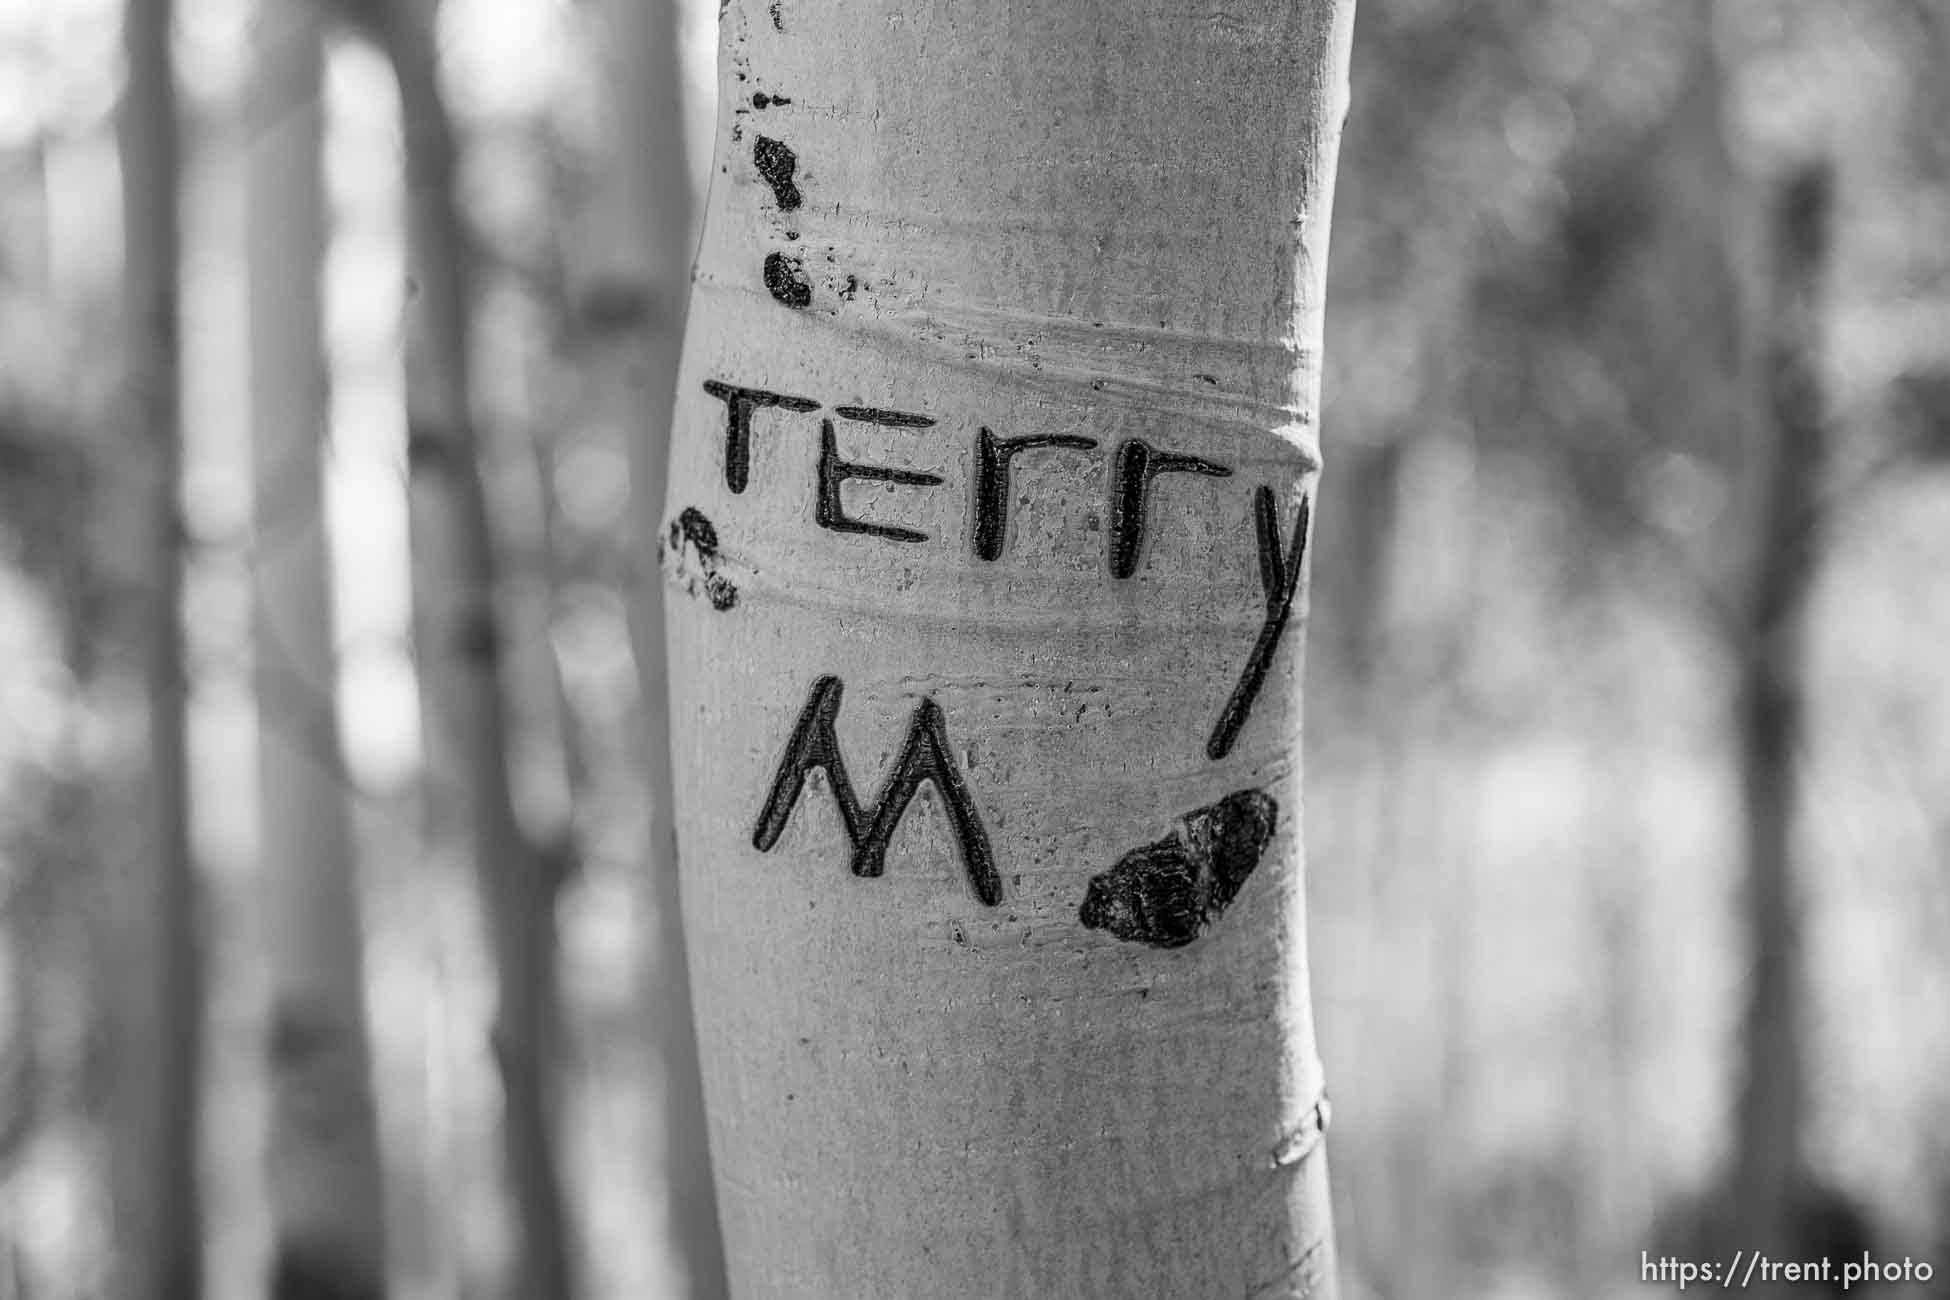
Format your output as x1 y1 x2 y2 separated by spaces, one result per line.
113 0 204 1296
660 2 1354 1295
246 3 390 1294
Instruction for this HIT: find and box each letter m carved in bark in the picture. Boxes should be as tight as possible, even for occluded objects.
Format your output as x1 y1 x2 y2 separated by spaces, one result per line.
753 676 1002 905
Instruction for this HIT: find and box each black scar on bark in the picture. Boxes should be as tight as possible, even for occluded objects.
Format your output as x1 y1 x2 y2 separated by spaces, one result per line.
817 418 944 544
768 0 784 29
1206 487 1310 760
753 675 1002 905
1107 437 1232 579
667 506 739 611
971 428 1098 561
751 91 792 108
701 379 819 493
1078 789 1277 948
753 135 802 211
763 251 813 308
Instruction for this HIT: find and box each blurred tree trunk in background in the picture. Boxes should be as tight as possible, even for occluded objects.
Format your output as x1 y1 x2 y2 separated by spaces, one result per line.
1318 433 1410 1297
1731 161 1833 1271
658 0 1355 1294
1627 18 1858 1269
247 1 390 1296
368 1 578 1296
112 0 204 1297
587 0 730 1290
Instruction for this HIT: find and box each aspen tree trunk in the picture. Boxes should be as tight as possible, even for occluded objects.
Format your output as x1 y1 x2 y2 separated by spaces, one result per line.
371 2 578 1295
658 2 1356 1294
113 0 204 1296
1730 161 1832 1271
586 0 731 1289
247 2 390 1295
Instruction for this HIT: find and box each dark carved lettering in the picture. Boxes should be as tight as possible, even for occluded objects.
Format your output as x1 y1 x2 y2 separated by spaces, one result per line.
1078 789 1277 948
832 405 936 428
701 379 819 494
817 419 944 544
754 675 1001 905
1206 486 1310 760
1108 438 1232 578
753 676 863 849
855 697 997 901
971 428 1098 562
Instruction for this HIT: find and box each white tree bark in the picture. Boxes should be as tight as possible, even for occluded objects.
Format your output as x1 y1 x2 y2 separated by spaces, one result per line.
659 2 1356 1295
246 2 390 1293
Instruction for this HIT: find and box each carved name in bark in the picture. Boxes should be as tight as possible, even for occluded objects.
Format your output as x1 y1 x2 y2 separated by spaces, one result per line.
694 377 1311 935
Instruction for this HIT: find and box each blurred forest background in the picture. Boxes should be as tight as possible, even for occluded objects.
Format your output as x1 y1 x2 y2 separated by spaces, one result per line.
1 0 1947 1297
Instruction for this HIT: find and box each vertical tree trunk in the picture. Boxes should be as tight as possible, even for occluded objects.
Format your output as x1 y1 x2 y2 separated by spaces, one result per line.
587 0 730 1290
113 0 203 1296
1730 160 1833 1265
657 2 1356 1295
372 2 578 1296
247 3 391 1296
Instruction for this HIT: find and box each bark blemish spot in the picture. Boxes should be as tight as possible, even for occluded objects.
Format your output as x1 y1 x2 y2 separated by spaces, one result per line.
668 506 739 611
1078 789 1277 948
768 0 783 29
763 252 813 308
753 135 802 211
752 91 792 108
1271 1092 1333 1169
